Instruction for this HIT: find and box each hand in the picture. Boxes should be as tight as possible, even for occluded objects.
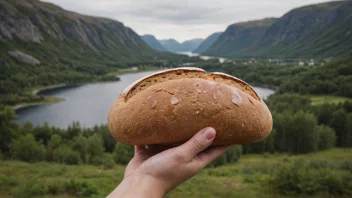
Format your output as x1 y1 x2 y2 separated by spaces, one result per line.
107 127 232 198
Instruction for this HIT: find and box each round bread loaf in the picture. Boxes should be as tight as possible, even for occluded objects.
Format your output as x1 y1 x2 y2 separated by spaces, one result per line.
108 67 272 145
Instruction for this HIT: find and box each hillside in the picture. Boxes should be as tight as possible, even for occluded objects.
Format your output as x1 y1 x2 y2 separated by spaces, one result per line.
204 18 277 57
193 32 222 54
160 38 204 52
279 54 352 97
140 34 169 52
0 0 157 105
205 0 352 58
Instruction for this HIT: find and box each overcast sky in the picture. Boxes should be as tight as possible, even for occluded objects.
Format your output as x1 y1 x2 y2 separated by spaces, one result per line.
41 0 336 42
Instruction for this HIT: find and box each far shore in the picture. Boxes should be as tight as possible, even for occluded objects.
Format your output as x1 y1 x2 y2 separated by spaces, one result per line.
12 68 160 112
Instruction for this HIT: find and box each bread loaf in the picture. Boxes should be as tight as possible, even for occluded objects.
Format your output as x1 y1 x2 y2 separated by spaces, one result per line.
108 67 272 145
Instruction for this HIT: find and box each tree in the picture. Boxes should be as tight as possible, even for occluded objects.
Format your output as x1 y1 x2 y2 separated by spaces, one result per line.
33 123 52 145
0 107 19 154
330 109 347 147
274 111 320 153
10 134 46 162
226 146 242 163
343 113 352 147
87 134 105 163
72 135 89 163
312 103 337 125
316 125 336 150
47 134 62 161
72 134 105 164
53 145 81 165
113 143 134 165
66 122 82 140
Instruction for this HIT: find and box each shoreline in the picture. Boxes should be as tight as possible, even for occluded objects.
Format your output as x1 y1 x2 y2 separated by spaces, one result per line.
12 68 160 112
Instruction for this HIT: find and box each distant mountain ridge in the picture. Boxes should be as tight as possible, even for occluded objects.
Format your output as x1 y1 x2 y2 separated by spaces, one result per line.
140 35 169 52
204 18 277 57
204 0 352 58
159 38 204 52
193 32 222 54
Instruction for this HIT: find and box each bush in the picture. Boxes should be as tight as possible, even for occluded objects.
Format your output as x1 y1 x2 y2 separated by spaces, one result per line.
46 182 64 195
90 153 115 169
10 134 46 162
14 181 46 198
64 150 82 165
64 180 98 197
271 159 352 196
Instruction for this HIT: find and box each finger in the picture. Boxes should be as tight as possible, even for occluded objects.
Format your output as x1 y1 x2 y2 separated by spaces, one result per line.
134 145 145 155
195 145 232 168
174 127 216 162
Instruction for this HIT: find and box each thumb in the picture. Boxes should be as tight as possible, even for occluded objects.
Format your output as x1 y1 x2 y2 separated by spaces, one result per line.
174 127 216 162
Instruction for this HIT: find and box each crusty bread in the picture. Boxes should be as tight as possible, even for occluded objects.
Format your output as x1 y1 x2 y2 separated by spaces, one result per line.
108 67 272 145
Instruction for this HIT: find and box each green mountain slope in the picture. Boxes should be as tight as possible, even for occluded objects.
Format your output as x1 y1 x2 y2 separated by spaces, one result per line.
0 0 158 105
203 18 277 57
251 0 352 58
205 0 352 58
193 32 222 54
140 34 169 52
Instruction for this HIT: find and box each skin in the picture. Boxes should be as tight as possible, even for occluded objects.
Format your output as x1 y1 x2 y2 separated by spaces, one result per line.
107 127 232 198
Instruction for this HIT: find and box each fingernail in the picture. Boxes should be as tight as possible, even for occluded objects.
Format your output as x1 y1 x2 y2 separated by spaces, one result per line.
203 128 215 140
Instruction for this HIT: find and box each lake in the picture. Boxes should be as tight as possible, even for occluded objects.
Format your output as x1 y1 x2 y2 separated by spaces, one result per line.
177 51 228 63
16 71 275 128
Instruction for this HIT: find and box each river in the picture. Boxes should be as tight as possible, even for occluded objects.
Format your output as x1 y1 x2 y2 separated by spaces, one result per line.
16 71 275 128
177 51 228 63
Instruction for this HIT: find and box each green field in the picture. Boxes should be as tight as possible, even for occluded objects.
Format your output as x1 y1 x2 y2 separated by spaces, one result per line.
310 95 352 105
1 148 351 198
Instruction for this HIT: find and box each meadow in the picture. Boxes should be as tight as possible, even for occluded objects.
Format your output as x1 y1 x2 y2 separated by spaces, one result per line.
1 148 351 198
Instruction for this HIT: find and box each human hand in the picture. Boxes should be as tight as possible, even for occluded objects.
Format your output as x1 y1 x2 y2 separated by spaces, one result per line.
107 127 232 198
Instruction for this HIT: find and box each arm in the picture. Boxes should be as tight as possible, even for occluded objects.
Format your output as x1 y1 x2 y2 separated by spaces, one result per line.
107 127 232 198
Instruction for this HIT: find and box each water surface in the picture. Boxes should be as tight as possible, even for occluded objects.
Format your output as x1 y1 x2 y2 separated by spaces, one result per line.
17 71 274 128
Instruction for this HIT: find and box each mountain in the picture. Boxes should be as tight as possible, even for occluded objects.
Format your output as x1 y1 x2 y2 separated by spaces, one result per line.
205 0 352 58
140 34 169 52
180 38 204 52
0 0 156 105
159 39 182 52
159 38 204 52
193 32 222 54
203 18 277 57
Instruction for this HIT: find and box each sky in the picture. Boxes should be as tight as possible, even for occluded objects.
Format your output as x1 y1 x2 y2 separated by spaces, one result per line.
41 0 336 42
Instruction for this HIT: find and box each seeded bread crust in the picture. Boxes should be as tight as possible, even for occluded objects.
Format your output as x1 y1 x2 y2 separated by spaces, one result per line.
108 68 272 145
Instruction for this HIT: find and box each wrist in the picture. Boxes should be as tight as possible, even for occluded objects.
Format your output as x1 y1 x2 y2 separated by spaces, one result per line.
109 174 166 198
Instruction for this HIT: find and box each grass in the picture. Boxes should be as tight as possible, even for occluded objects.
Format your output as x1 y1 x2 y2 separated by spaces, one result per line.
0 148 351 198
310 95 352 105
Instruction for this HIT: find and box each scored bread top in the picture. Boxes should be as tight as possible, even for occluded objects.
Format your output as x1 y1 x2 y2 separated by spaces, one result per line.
124 67 261 101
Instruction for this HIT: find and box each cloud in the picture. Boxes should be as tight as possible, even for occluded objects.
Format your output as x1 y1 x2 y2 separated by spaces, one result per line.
41 0 336 42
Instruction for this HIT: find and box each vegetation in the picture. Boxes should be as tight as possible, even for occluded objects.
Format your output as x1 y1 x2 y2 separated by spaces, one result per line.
0 149 351 198
197 55 352 98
